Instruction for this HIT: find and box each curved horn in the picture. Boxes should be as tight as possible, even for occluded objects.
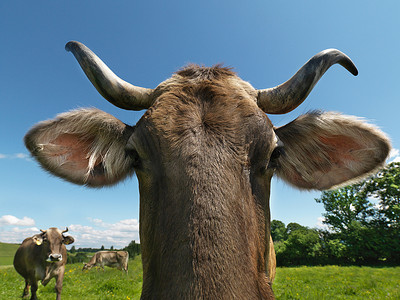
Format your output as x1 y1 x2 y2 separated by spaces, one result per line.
40 229 46 233
257 49 358 114
62 227 69 234
65 41 154 110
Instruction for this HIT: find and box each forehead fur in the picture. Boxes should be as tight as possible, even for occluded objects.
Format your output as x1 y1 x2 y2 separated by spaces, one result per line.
146 64 271 166
175 64 237 81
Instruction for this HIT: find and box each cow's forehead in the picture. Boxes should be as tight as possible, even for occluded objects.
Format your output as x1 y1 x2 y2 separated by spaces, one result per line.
45 228 63 237
134 68 275 165
155 66 258 101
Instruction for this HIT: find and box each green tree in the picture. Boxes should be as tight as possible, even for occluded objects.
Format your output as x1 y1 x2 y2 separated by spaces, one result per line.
274 222 322 266
316 163 400 264
70 245 76 253
123 240 141 259
100 245 105 251
271 220 286 242
365 162 400 228
365 162 400 263
315 183 373 232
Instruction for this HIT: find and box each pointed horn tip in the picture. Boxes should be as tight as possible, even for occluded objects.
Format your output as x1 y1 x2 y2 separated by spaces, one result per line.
65 41 82 52
322 48 359 76
350 66 358 77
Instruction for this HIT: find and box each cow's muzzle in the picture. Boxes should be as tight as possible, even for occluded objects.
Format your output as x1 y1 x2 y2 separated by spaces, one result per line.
47 253 63 262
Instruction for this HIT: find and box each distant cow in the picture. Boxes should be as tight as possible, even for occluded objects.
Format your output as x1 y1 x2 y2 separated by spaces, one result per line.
13 228 74 300
82 250 129 273
24 41 390 299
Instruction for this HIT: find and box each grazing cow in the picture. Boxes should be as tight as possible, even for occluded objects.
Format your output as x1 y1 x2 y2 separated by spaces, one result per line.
24 41 390 299
82 250 129 273
13 228 74 300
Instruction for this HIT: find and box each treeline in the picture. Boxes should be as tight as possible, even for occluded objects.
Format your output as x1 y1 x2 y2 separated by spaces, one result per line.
273 162 400 266
67 240 141 264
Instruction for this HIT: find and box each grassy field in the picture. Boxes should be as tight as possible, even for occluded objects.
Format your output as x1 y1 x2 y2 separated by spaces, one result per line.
273 265 400 299
1 252 399 299
0 256 143 300
0 242 20 266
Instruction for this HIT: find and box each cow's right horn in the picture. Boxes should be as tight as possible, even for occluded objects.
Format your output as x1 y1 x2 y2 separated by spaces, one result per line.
62 228 69 234
257 49 358 114
65 41 154 111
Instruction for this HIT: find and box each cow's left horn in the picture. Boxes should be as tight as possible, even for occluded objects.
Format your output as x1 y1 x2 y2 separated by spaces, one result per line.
62 227 68 234
65 41 154 111
40 229 46 233
257 49 358 114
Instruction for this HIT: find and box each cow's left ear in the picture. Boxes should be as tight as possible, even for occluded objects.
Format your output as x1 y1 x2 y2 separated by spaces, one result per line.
274 111 391 190
25 108 135 187
63 235 75 245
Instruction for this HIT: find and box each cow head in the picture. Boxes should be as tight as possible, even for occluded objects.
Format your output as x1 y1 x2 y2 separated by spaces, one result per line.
33 227 74 262
82 263 92 271
24 42 390 298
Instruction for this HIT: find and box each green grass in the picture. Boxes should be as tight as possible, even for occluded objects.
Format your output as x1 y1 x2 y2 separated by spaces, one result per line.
274 265 400 299
1 257 399 299
0 242 20 266
1 256 143 300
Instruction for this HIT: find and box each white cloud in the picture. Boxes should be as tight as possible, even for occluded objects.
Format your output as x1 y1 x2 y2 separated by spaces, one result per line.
0 153 31 161
0 215 35 226
14 153 29 159
67 218 140 248
0 215 139 248
0 227 39 244
316 216 330 230
388 148 400 163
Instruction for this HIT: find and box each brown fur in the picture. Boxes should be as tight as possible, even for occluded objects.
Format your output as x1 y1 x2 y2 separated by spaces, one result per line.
13 228 74 300
24 64 391 300
83 251 129 273
135 66 276 299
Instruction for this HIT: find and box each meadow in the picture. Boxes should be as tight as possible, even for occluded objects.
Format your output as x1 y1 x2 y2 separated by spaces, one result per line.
1 255 399 299
0 242 19 265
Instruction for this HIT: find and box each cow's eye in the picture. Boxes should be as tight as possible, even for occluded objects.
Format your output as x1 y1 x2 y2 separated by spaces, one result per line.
125 148 141 168
268 146 284 169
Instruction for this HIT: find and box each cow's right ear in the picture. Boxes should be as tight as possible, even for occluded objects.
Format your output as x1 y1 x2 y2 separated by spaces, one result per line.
25 108 135 187
32 234 43 246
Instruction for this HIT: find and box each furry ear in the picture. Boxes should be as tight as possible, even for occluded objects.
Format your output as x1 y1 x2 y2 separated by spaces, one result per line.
63 235 75 245
274 111 391 190
32 234 43 246
24 108 135 187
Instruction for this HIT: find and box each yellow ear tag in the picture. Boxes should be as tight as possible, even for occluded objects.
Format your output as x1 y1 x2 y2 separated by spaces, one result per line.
35 240 42 246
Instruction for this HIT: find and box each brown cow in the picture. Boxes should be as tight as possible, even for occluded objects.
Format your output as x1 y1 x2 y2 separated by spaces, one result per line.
24 41 390 299
13 227 74 300
82 250 129 273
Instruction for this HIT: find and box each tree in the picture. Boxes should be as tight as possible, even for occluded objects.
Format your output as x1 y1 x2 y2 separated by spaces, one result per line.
70 245 76 253
315 163 400 264
365 162 400 263
365 162 400 228
110 245 114 250
271 220 286 242
124 240 141 259
100 245 105 251
315 183 374 232
273 221 323 266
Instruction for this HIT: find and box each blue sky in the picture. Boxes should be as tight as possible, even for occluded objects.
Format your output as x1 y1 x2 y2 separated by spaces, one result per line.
1 1 399 248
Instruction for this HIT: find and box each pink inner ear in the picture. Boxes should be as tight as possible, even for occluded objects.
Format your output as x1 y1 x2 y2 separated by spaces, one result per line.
319 135 362 166
51 134 98 170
